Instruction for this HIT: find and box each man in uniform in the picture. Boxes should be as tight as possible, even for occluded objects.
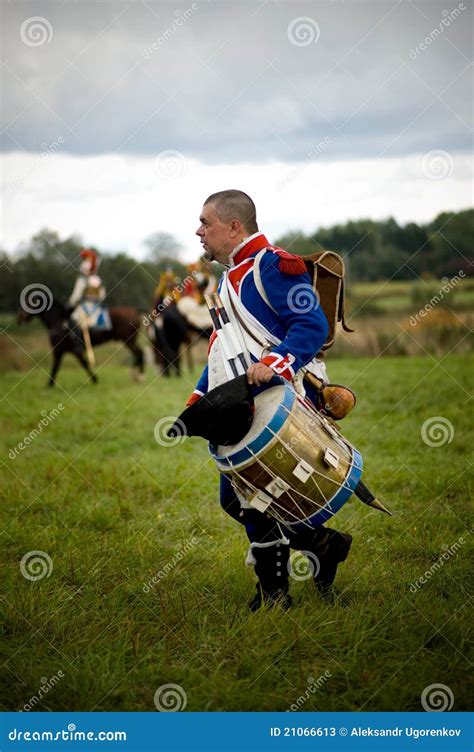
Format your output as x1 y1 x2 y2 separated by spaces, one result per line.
187 190 352 611
67 248 109 353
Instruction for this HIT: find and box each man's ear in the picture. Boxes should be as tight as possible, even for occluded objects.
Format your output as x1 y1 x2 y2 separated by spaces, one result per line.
229 219 242 236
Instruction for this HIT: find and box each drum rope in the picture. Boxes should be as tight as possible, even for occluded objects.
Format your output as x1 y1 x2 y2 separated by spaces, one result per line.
280 401 352 458
265 421 357 497
229 466 316 529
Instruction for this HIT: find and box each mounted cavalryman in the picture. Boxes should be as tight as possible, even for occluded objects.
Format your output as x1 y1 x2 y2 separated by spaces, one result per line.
67 248 110 354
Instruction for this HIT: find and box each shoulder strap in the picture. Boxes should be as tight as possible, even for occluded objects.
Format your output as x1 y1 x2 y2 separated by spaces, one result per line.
252 249 278 314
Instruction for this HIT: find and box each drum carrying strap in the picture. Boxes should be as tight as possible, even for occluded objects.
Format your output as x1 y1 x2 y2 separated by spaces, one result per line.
221 266 279 361
223 257 328 392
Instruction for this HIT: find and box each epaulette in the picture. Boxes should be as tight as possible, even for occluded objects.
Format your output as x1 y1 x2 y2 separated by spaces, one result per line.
267 245 307 275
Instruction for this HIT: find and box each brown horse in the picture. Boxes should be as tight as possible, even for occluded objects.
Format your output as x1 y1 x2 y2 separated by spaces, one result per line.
148 303 211 376
18 299 144 386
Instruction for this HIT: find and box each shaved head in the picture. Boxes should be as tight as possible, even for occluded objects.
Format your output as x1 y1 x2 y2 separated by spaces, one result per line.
204 189 258 235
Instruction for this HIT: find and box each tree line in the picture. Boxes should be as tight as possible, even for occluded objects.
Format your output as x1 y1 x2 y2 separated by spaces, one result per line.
0 209 472 313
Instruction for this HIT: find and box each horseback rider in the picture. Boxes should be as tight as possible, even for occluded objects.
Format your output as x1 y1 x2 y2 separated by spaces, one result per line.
67 248 109 353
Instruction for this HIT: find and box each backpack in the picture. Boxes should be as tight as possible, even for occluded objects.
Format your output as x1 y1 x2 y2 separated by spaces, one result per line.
303 251 354 352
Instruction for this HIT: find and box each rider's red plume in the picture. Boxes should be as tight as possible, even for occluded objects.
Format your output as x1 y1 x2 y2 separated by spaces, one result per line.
80 248 98 272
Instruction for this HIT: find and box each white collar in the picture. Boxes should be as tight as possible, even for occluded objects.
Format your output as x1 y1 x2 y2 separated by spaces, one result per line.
227 232 265 267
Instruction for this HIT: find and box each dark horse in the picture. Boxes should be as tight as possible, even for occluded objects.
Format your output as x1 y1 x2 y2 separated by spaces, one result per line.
18 299 144 386
150 303 211 376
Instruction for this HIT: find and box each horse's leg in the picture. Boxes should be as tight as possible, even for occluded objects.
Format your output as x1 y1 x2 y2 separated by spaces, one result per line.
174 349 181 377
48 350 63 387
74 351 98 383
185 334 194 372
127 342 145 382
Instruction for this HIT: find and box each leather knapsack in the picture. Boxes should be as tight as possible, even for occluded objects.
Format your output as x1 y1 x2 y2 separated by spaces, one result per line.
303 251 354 352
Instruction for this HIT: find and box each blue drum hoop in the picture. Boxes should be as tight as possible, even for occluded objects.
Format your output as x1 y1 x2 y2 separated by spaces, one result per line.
210 382 363 530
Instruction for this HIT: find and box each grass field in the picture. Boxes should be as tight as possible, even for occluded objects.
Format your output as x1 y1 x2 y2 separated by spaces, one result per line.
1 332 472 713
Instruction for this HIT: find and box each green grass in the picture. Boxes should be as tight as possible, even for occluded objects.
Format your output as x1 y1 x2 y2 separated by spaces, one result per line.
0 349 473 712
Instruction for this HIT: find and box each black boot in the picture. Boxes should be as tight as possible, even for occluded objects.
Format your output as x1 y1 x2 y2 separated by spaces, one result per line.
288 526 352 596
248 542 292 612
313 529 352 595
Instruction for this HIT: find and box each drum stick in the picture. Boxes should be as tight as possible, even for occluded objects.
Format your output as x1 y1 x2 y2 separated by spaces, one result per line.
212 292 249 373
204 294 240 378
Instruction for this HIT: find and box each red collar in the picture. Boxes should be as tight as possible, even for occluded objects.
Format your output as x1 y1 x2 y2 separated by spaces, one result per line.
230 233 271 267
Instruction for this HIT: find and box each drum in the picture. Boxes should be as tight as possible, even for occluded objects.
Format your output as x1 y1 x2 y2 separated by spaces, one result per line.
211 382 363 532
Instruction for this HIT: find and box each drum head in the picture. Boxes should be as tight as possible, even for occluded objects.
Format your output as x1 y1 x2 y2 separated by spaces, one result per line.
217 384 286 457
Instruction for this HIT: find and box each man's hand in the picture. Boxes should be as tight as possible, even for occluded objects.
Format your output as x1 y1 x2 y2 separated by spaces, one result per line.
247 362 274 387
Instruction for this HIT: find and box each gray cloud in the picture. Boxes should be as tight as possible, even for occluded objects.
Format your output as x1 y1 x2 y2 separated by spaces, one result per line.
1 0 472 161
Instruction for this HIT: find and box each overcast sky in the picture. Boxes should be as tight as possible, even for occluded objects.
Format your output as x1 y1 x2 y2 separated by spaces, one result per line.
1 0 472 260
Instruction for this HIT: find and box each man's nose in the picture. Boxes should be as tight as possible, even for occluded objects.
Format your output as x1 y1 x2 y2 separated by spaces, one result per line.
196 226 203 236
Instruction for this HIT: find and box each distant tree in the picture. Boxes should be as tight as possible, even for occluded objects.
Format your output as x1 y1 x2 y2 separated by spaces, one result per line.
428 209 474 278
143 232 182 263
